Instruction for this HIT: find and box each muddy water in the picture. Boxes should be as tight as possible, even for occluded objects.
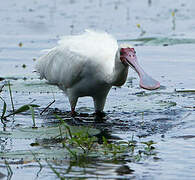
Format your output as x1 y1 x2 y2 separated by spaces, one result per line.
1 0 195 179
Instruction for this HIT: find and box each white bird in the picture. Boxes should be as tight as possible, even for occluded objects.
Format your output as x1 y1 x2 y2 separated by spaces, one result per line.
36 30 160 117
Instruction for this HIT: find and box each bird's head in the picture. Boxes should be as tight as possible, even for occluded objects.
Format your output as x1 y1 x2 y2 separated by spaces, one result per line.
119 44 160 90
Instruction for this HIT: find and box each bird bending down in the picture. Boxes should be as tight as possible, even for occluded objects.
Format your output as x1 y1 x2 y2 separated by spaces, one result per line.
36 30 160 117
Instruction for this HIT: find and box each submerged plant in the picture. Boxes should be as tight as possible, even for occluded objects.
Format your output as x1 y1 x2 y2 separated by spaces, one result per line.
68 131 97 154
141 140 156 155
126 135 137 153
102 136 126 159
54 116 158 164
55 115 98 160
47 161 65 180
31 151 43 177
5 160 13 180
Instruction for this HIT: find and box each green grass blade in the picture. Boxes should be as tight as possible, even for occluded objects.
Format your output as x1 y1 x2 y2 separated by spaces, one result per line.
5 104 39 118
30 151 43 177
46 161 65 180
55 115 73 138
7 81 14 112
28 105 36 128
0 97 7 120
63 145 78 159
5 160 13 180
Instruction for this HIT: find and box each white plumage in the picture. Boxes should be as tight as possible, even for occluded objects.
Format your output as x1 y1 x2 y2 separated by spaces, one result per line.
36 30 160 116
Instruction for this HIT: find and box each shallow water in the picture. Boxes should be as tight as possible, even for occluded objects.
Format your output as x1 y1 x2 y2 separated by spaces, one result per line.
1 0 195 179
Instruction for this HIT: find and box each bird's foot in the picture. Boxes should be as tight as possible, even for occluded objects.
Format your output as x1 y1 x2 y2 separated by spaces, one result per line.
95 111 106 117
94 111 106 122
70 110 78 117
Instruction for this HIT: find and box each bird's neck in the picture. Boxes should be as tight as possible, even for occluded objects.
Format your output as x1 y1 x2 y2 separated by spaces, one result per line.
111 54 129 86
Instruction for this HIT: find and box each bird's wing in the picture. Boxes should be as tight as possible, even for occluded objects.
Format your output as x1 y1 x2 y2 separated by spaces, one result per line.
35 46 86 88
36 30 119 88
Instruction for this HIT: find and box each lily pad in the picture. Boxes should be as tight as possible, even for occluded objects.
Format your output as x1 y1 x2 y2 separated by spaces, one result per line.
0 148 71 160
0 124 100 139
119 37 195 46
0 124 100 160
156 100 177 108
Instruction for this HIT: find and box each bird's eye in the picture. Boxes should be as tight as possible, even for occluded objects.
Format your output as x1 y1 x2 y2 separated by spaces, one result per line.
120 48 125 55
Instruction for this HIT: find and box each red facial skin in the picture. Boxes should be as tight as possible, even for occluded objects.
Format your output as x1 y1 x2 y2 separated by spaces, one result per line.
120 48 136 66
119 47 160 90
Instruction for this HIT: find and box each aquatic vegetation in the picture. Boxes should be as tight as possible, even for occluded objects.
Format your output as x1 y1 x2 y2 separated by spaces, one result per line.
141 140 156 155
0 113 158 164
0 97 7 121
175 89 195 93
4 104 39 118
171 10 176 31
7 81 14 112
157 100 177 108
40 100 55 115
23 120 157 180
119 36 195 46
1 0 195 179
28 105 37 128
102 136 127 159
5 160 13 180
0 82 157 173
136 24 146 36
44 130 157 179
22 64 27 68
0 83 39 127
47 162 64 180
18 42 23 47
56 116 99 159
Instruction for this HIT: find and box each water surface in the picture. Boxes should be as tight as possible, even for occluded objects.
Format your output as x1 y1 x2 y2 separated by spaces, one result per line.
0 0 195 179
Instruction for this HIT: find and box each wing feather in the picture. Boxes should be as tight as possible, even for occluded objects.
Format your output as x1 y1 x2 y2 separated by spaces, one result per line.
36 30 118 88
36 47 86 88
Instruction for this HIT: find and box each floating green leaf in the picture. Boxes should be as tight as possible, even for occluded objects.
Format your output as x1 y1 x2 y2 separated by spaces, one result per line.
5 104 39 118
0 124 100 139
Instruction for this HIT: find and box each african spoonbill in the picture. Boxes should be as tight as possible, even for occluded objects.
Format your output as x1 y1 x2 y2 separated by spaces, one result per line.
36 30 160 116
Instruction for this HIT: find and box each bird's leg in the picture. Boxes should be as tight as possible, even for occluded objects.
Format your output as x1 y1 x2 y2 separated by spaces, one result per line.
71 107 76 117
68 96 78 117
93 95 107 120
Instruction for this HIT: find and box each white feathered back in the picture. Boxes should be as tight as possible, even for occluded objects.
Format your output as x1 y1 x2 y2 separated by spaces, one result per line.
36 30 119 88
58 29 118 61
